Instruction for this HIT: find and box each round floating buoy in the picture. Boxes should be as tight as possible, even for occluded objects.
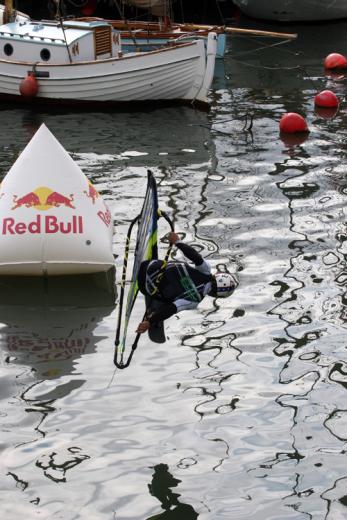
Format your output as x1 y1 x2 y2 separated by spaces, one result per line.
314 89 339 108
324 53 347 70
279 113 309 134
19 72 38 98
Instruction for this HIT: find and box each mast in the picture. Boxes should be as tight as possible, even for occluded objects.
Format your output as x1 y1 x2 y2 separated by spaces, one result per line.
3 0 14 23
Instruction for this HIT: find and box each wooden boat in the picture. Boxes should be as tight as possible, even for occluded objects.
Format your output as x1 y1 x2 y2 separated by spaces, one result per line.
80 17 228 59
233 0 347 22
0 123 115 276
76 17 298 60
0 17 217 107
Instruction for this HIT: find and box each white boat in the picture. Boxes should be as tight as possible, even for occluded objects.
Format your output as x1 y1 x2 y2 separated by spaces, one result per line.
0 123 115 276
233 0 347 22
0 17 217 107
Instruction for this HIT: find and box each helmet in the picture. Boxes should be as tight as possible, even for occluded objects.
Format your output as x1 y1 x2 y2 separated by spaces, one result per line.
213 272 238 298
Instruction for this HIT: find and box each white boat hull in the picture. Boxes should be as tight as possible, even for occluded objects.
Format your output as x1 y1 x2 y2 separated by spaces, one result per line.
233 0 347 22
0 37 216 106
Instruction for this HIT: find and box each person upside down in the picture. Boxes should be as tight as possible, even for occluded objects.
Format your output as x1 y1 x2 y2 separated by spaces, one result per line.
136 232 238 334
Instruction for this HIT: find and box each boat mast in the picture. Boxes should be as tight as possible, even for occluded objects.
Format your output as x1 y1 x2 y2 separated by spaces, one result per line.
112 0 139 47
54 0 73 63
3 0 14 23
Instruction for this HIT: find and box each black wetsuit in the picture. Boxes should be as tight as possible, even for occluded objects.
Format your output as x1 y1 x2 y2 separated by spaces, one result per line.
138 241 212 325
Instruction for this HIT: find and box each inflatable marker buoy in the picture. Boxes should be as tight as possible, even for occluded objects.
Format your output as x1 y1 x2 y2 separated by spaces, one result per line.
279 113 309 134
314 90 339 108
0 124 114 276
324 53 347 70
19 72 38 98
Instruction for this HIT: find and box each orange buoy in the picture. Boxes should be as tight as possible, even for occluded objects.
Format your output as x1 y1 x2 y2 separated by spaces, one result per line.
19 72 38 98
324 53 347 70
314 90 339 108
279 113 309 134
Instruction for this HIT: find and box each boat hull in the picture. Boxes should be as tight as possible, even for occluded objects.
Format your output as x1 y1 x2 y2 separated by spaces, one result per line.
233 0 347 22
0 39 215 106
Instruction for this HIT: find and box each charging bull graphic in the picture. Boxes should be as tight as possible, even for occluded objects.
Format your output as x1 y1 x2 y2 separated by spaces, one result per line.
84 181 99 204
12 186 75 211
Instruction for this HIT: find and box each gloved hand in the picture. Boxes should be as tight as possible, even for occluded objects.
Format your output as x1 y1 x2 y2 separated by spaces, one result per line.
167 231 179 244
136 320 151 333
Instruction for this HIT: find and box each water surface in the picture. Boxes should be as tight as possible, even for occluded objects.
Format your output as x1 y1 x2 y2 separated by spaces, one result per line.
0 18 347 520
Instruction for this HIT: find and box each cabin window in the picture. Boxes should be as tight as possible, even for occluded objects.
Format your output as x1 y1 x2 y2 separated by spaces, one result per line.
4 43 13 56
40 48 51 61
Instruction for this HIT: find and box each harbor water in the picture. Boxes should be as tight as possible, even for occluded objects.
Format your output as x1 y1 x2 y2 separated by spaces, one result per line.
0 18 347 520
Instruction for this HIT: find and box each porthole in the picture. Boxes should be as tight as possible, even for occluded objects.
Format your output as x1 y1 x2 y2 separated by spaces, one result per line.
4 43 13 56
40 48 51 61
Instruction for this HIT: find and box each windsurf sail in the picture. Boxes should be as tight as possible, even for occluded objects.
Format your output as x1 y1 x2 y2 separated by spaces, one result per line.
114 170 173 368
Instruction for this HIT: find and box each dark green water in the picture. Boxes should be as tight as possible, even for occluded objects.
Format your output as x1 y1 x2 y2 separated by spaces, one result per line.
0 18 347 519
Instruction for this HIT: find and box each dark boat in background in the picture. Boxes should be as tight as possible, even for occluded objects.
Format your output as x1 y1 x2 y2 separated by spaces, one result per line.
13 0 239 25
232 0 347 22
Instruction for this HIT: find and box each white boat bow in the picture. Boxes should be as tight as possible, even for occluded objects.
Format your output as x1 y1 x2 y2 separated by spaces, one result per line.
0 19 217 107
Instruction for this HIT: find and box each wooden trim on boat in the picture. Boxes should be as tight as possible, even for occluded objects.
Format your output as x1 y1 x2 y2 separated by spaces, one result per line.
94 25 112 58
73 16 297 39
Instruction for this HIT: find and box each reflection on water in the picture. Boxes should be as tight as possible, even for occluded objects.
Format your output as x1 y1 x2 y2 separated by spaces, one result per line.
0 16 347 520
0 105 212 175
146 464 199 520
0 275 115 511
0 273 115 378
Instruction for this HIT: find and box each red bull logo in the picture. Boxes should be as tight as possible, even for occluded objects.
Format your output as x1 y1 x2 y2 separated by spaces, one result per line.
12 186 75 211
84 181 99 204
2 215 83 235
97 208 112 227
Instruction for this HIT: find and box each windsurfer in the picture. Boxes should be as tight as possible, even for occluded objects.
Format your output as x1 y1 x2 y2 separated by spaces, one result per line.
136 232 238 333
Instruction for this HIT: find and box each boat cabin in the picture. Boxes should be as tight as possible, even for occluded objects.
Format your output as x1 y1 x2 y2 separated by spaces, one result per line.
0 19 121 64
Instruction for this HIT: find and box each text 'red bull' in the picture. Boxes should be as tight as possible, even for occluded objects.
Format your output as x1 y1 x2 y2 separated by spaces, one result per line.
2 215 83 235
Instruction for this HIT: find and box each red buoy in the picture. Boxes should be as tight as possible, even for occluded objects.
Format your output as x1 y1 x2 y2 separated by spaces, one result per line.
279 113 309 134
19 72 38 98
324 53 347 70
314 90 339 108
